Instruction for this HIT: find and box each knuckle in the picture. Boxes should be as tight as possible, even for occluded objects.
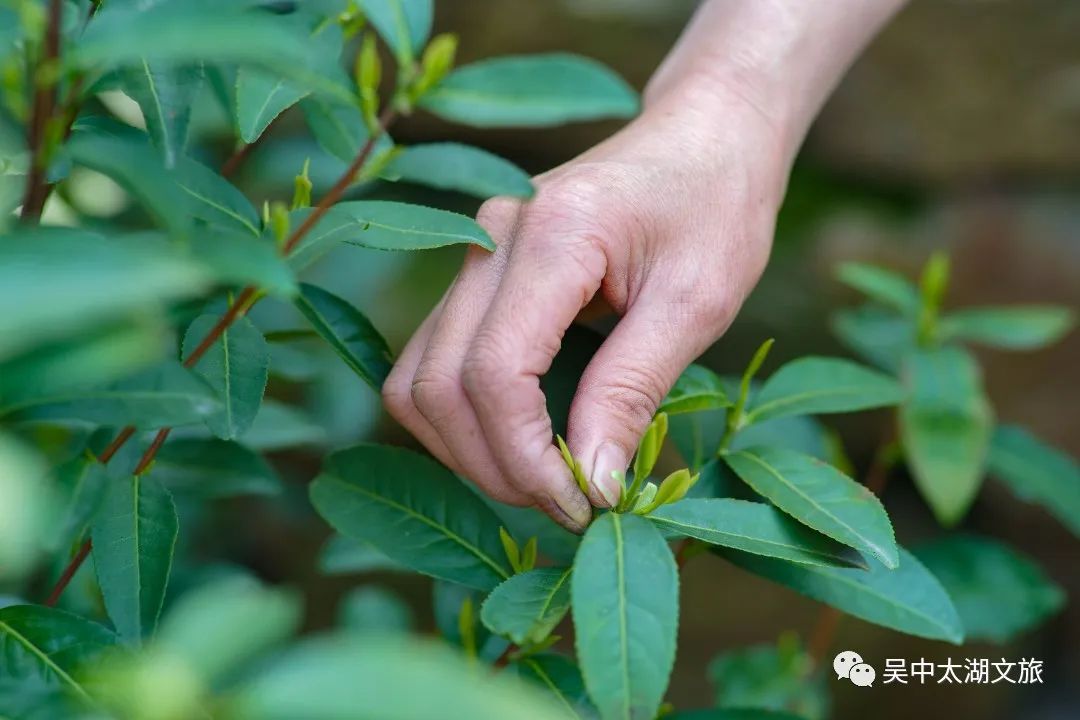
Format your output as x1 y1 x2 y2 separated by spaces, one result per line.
476 196 521 236
589 366 667 431
460 334 513 400
381 365 416 422
410 361 462 425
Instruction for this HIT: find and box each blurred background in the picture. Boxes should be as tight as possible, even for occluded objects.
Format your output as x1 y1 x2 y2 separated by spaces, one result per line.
50 1 1079 717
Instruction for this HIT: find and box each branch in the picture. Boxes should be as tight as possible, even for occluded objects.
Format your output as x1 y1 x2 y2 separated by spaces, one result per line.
19 0 64 221
44 538 90 607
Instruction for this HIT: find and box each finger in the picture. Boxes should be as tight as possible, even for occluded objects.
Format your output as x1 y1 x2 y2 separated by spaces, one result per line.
567 290 729 506
462 224 607 528
408 200 534 508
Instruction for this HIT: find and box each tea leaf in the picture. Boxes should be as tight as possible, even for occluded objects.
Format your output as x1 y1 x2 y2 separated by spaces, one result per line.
301 96 393 165
913 534 1064 644
499 526 522 573
294 283 394 392
420 53 638 128
481 568 571 645
383 142 533 198
986 425 1080 536
939 305 1075 350
900 347 993 526
173 157 262 236
186 230 297 298
836 262 919 315
236 69 307 144
658 364 732 415
318 535 405 575
572 512 678 720
53 456 111 551
357 0 434 63
708 638 827 720
830 304 914 373
182 315 270 441
339 587 413 634
723 446 898 568
151 439 282 498
723 547 963 643
92 474 179 644
648 499 863 569
632 413 668 490
120 61 202 167
511 654 596 720
746 357 904 424
310 444 513 590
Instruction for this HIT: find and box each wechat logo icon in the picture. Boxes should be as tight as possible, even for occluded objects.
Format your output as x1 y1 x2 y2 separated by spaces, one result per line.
834 651 876 687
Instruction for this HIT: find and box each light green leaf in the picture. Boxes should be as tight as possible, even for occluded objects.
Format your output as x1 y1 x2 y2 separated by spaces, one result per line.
420 53 639 128
228 635 566 720
121 61 202 167
310 443 513 591
836 262 919 315
900 346 993 526
726 546 962 643
236 399 326 450
92 474 179 644
648 499 862 569
301 96 393 164
511 654 596 720
658 364 731 416
157 576 301 683
236 69 307 144
746 357 904 424
723 446 897 568
830 304 915 373
151 438 281 497
357 0 433 62
182 315 269 440
338 586 414 634
295 283 393 391
669 710 807 720
383 142 533 198
318 535 405 575
481 568 571 645
986 424 1080 536
939 305 1074 350
708 637 827 720
186 230 297 298
288 200 495 270
173 156 262 236
571 512 677 720
0 435 55 582
0 605 121 707
4 361 220 428
912 534 1064 644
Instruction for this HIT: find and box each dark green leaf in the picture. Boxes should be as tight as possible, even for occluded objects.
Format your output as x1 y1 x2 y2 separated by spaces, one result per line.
301 96 393 164
236 69 307 144
384 142 533 198
913 534 1064 644
182 315 269 440
53 456 111 551
357 0 433 61
295 283 393 391
511 654 596 720
900 347 993 525
152 438 281 497
830 304 914 373
186 230 297 298
939 306 1074 350
233 399 326 450
836 262 918 315
92 474 179 644
338 586 414 634
723 446 897 568
723 547 963 643
649 499 862 569
420 53 638 128
481 568 571 645
746 357 903 424
173 157 262 236
310 443 513 590
571 512 677 720
318 535 405 575
708 637 827 720
120 61 202 167
987 424 1080 535
659 364 731 416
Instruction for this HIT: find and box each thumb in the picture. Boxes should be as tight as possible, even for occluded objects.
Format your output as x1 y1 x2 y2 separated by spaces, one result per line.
566 297 720 507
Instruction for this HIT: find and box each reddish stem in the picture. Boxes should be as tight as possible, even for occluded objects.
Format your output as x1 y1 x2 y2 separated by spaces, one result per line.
19 0 64 221
45 539 91 607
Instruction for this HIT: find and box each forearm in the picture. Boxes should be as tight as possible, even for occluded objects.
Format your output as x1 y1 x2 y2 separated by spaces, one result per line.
645 0 906 166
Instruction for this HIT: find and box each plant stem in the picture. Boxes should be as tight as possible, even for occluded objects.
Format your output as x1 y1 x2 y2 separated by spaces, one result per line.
493 643 517 668
19 0 64 221
43 108 398 606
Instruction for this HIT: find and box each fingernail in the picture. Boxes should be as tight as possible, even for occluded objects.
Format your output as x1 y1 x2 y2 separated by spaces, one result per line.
548 495 590 533
591 442 626 508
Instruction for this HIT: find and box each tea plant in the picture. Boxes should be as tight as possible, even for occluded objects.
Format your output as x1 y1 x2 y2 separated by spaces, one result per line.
0 1 1076 719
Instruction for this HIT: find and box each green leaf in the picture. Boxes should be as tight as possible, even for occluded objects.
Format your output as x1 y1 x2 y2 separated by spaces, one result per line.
228 635 566 720
708 637 827 720
830 304 914 373
182 315 269 440
53 456 111 550
939 305 1075 350
900 347 993 525
986 424 1080 536
157 576 301 683
301 96 393 164
151 438 281 497
485 502 581 566
338 586 414 634
481 568 571 645
310 443 513 591
173 157 262 236
0 230 209 361
723 547 963 643
433 581 507 662
723 446 897 568
571 512 678 720
295 283 394 391
420 53 639 128
0 605 121 708
836 262 919 315
236 69 307 144
511 654 596 720
0 435 55 582
912 534 1064 644
4 361 220 428
288 200 495 269
92 474 179 644
186 230 298 298
746 357 904 424
233 399 326 450
357 0 433 62
120 61 202 167
648 499 862 569
658 364 732 415
383 142 533 199
318 535 405 575
668 711 807 720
